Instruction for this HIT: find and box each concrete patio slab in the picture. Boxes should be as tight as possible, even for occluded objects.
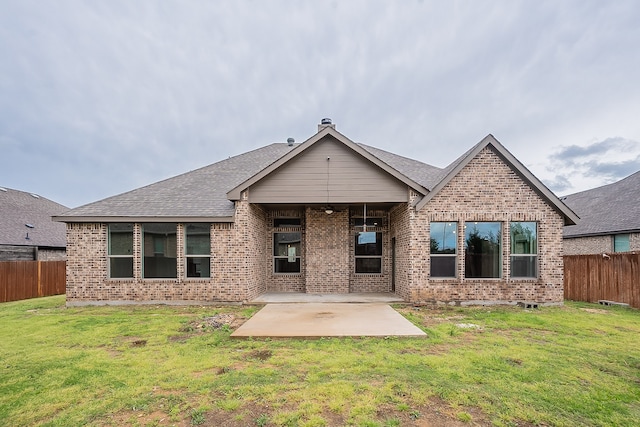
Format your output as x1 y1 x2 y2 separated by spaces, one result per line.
249 292 405 304
230 303 426 338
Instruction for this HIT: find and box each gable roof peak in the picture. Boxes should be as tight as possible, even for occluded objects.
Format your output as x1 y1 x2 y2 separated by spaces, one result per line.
415 134 579 225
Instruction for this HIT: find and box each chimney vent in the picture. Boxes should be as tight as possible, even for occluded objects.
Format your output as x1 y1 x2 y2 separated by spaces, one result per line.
287 137 295 146
318 117 336 132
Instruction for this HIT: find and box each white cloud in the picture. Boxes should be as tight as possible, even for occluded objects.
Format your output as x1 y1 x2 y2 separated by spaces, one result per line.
1 0 639 206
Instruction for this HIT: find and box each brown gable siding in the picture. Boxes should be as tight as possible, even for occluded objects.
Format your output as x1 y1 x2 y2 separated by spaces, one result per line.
249 136 409 204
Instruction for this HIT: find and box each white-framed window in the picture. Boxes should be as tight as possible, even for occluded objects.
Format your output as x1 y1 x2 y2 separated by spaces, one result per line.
185 223 210 278
108 223 134 278
465 222 502 278
430 222 457 277
273 218 301 273
510 222 537 278
142 223 177 278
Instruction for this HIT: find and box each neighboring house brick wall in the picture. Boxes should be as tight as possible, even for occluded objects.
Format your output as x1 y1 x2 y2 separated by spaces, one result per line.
563 233 640 255
305 207 350 293
632 233 640 251
36 248 66 261
410 147 564 305
563 235 611 255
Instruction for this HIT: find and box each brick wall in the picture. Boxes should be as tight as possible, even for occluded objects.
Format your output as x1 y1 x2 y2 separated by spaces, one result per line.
305 207 350 293
409 146 565 305
633 233 640 251
564 232 640 255
390 195 414 300
65 194 269 305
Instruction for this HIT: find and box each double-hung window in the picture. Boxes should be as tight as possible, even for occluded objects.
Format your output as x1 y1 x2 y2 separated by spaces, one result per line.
142 223 177 278
465 222 501 278
273 218 301 273
510 222 537 278
185 223 211 278
354 218 383 274
430 222 457 277
108 223 134 278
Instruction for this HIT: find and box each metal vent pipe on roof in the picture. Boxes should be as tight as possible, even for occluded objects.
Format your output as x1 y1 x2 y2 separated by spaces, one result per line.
287 137 295 146
318 117 336 132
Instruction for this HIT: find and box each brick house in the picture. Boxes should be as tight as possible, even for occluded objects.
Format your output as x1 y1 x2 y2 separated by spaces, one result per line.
54 120 578 306
0 187 68 261
562 170 640 255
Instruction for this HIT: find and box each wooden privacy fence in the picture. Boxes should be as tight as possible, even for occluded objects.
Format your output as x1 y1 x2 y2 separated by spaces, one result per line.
0 261 66 303
564 253 640 309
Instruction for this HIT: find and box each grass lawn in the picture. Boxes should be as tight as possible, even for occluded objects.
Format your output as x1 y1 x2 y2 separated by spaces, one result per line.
1 296 639 426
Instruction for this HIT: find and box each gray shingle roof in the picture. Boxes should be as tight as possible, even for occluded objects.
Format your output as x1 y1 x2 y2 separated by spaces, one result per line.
357 144 444 190
55 130 576 225
562 170 640 238
0 187 68 247
56 143 297 220
57 139 445 221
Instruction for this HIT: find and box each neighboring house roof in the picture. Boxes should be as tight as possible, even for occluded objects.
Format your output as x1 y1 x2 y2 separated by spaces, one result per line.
54 127 577 225
414 134 579 225
562 170 640 238
0 187 68 247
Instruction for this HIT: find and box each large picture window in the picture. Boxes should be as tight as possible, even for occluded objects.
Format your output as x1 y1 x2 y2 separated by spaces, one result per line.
143 223 177 278
465 222 501 278
185 223 210 278
273 218 301 273
510 222 537 278
430 222 457 277
355 231 383 273
108 223 133 278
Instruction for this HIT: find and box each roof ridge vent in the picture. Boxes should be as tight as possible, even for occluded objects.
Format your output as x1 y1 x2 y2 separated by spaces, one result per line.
0 187 7 192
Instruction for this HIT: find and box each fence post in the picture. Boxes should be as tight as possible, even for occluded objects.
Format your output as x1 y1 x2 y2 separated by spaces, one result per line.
37 260 42 297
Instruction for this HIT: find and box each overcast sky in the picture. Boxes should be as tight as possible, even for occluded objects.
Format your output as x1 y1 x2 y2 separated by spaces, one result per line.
1 0 639 208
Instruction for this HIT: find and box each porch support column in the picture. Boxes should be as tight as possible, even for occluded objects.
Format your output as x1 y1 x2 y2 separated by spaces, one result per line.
305 207 349 293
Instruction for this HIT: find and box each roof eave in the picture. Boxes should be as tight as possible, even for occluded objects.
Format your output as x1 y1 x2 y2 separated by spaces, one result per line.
563 228 640 239
52 215 235 223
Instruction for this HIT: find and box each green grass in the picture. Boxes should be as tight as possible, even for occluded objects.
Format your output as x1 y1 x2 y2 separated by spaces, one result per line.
1 296 639 426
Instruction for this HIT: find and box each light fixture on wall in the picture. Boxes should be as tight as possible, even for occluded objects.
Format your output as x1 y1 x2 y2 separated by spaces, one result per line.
325 156 333 214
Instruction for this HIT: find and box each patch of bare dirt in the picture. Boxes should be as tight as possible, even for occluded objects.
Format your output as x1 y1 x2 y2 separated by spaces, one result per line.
99 394 541 427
